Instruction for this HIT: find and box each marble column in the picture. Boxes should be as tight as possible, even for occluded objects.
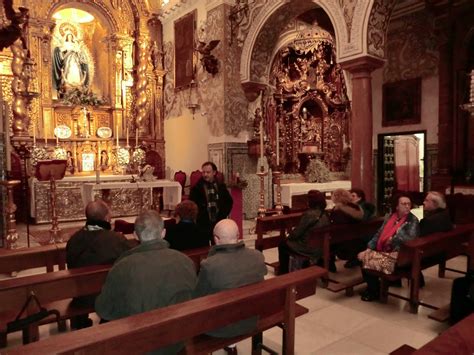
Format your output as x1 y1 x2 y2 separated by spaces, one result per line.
341 56 384 202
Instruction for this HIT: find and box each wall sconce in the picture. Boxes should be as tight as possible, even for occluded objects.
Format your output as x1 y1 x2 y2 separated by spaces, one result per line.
187 79 200 118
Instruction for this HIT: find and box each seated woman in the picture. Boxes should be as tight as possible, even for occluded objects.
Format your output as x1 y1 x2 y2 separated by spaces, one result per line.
278 190 330 275
358 193 420 302
164 200 210 251
330 188 363 224
330 189 364 270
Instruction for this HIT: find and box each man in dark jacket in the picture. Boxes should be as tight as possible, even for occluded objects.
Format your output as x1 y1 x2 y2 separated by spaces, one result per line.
96 210 197 355
66 199 131 329
418 191 453 287
194 219 267 354
190 161 233 243
420 191 453 236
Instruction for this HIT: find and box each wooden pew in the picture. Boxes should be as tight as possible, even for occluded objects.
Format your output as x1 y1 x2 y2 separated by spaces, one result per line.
366 224 474 313
0 264 110 347
6 266 327 355
0 245 210 347
255 212 303 272
289 217 384 294
0 244 66 274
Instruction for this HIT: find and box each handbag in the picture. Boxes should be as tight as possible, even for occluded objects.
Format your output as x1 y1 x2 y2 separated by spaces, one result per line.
7 291 60 333
359 249 398 275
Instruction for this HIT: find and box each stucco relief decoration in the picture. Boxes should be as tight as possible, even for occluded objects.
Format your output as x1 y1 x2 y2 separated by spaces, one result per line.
338 0 358 42
163 41 184 118
383 13 439 83
232 0 266 48
367 0 396 59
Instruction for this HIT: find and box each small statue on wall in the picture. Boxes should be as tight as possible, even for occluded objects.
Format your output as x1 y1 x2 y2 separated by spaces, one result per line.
0 0 29 51
195 40 220 75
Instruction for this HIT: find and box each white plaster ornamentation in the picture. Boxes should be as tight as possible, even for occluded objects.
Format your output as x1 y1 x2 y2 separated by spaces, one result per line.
240 0 349 84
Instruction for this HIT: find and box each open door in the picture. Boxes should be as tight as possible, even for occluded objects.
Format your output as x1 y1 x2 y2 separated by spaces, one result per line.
377 131 426 213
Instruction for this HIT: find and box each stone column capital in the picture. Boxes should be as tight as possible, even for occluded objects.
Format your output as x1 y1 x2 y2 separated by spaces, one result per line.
340 56 385 76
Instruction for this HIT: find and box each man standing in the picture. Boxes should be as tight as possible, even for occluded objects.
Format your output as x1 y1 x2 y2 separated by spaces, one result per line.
190 161 233 243
66 199 131 329
95 210 197 353
194 219 267 353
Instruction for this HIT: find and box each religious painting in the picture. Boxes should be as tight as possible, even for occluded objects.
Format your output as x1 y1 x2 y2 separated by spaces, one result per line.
382 78 421 127
174 10 196 90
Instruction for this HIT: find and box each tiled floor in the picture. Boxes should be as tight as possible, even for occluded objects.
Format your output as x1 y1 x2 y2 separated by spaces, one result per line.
3 217 461 354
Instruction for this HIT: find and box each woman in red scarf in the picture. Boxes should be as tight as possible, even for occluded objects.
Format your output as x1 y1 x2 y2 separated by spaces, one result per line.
358 193 420 301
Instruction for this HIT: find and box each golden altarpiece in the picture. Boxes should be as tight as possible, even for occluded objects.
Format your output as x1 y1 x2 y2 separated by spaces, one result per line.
251 23 350 176
0 1 166 223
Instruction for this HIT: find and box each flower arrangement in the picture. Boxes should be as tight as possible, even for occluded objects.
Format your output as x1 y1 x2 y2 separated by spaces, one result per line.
61 88 106 107
130 148 146 166
53 146 67 160
116 147 130 166
30 146 49 166
305 159 330 183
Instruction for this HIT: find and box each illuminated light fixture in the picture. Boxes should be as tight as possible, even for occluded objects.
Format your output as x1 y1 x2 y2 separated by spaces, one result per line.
187 79 200 119
162 0 170 5
53 8 95 23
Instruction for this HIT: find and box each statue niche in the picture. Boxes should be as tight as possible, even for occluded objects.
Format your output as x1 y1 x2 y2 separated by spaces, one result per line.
265 22 350 174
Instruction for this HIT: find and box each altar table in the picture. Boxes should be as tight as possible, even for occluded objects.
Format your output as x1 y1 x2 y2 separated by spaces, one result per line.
82 180 182 216
276 180 351 208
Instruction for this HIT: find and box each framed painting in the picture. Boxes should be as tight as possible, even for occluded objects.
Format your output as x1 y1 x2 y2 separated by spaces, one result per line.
382 78 421 127
174 10 196 91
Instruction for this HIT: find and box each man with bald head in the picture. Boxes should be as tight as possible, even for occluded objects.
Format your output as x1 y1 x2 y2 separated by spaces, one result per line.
66 199 131 329
194 219 267 350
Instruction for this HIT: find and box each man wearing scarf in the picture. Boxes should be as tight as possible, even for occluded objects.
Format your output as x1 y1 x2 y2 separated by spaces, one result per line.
190 161 233 244
66 199 132 329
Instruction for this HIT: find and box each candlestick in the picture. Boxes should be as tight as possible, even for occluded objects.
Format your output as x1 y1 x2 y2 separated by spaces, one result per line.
33 121 36 145
116 123 119 146
276 120 280 167
135 127 138 147
4 108 11 171
259 119 264 163
126 124 129 146
56 133 59 146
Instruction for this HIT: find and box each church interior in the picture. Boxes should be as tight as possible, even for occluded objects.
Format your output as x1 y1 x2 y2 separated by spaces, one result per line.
0 0 474 353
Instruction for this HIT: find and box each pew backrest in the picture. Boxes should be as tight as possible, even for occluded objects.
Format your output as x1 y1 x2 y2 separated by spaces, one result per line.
6 266 327 355
0 244 66 274
255 212 303 251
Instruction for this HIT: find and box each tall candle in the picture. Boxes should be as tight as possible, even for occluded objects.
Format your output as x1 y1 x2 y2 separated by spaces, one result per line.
276 120 280 166
56 133 59 146
116 123 119 146
259 119 264 163
135 127 138 147
32 121 36 145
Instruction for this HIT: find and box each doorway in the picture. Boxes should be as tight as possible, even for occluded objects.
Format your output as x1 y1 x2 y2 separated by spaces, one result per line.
377 131 426 214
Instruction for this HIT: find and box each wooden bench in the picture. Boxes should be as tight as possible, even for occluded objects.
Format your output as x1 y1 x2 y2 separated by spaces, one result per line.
255 212 303 272
0 245 210 347
366 224 474 313
0 264 111 347
7 266 328 355
0 244 67 274
290 217 384 295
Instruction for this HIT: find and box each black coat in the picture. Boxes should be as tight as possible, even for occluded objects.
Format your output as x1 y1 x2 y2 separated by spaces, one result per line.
189 178 233 234
164 221 210 251
420 208 453 237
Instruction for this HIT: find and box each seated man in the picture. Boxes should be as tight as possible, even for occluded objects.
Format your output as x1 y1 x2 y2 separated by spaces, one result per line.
95 210 197 354
350 188 376 221
194 219 267 354
66 199 132 329
420 191 453 236
165 200 209 250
